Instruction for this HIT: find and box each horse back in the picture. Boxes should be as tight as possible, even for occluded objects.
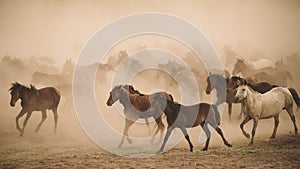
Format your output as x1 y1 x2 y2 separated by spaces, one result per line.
37 87 61 109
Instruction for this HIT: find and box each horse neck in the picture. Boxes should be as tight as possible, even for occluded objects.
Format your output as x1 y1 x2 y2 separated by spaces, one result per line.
19 87 37 103
242 87 258 107
118 92 134 108
163 100 179 118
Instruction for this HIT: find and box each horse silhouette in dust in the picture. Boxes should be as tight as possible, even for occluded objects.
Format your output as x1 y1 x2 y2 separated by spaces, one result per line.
9 82 61 136
106 85 173 148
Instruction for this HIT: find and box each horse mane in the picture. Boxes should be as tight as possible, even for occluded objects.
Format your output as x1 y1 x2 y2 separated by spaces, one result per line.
9 82 37 92
123 85 145 96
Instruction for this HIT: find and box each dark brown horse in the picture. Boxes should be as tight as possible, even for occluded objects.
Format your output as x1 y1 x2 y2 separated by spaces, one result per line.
106 85 173 148
149 93 232 153
206 73 237 120
9 82 61 136
228 76 278 94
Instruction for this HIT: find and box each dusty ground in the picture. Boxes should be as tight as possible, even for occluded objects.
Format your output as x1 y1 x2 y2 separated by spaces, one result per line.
1 111 300 169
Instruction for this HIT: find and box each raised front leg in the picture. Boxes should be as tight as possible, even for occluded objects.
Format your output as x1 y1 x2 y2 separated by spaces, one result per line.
240 115 251 138
249 117 259 145
271 115 279 139
179 127 193 152
15 109 27 135
35 110 47 133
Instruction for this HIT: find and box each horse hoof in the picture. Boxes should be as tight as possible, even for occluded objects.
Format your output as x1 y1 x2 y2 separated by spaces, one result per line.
202 148 208 151
155 150 162 154
227 144 232 147
248 142 254 146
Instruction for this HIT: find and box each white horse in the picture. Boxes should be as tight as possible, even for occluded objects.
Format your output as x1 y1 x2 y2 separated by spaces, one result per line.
234 84 300 145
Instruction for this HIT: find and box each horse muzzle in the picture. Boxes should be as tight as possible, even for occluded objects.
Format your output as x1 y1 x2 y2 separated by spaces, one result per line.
10 102 15 107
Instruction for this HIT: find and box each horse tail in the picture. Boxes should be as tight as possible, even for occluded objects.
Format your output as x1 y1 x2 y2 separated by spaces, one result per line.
212 104 221 125
288 88 300 108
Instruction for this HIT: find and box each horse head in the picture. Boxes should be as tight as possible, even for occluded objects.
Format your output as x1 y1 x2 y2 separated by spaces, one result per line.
9 82 23 107
232 58 245 75
228 76 246 92
106 85 128 106
234 84 249 102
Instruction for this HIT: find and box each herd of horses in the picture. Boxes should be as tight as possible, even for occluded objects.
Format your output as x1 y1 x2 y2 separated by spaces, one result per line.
8 57 300 153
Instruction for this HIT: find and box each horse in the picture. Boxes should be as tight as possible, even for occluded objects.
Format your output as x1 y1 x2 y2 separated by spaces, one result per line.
227 76 279 118
234 82 300 145
206 73 238 120
149 92 232 153
9 82 61 136
31 71 72 86
232 58 292 86
228 76 278 93
106 85 174 148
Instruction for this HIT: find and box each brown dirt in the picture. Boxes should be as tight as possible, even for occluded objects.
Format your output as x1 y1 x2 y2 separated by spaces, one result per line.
1 113 300 169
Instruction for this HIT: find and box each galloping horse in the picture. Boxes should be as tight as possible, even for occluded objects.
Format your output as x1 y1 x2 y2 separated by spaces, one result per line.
235 82 300 145
227 76 278 118
206 73 237 120
106 85 173 148
149 93 232 153
9 82 61 136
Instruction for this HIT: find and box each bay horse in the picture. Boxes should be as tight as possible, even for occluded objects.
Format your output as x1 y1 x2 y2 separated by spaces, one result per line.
234 83 300 145
9 82 61 136
206 73 238 120
106 85 173 148
149 92 232 153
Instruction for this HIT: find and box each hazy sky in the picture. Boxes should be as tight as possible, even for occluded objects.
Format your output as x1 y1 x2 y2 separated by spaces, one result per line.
0 0 299 64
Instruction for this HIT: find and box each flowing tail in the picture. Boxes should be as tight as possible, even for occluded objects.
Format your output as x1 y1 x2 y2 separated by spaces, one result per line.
212 104 221 125
288 88 300 108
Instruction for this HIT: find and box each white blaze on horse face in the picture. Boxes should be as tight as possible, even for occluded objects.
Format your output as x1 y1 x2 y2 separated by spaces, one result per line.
235 85 248 101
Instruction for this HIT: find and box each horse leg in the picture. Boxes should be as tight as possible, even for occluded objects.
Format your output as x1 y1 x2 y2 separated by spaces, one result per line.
240 115 251 138
157 126 174 154
118 118 134 148
179 127 193 152
271 115 279 139
152 115 165 141
201 122 211 151
35 110 47 133
53 108 58 133
145 117 151 135
215 126 232 147
227 102 232 121
286 106 298 134
15 109 27 135
249 117 259 145
20 111 32 136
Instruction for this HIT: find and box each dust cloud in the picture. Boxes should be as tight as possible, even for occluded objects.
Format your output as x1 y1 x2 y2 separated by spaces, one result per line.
0 0 300 156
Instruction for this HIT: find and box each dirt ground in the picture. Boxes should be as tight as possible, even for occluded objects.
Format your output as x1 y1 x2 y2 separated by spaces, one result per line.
1 108 300 169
